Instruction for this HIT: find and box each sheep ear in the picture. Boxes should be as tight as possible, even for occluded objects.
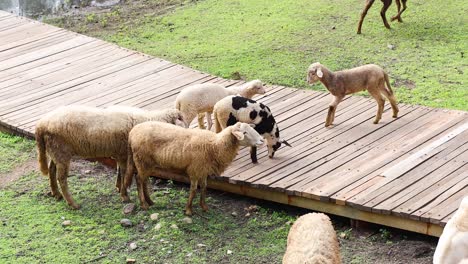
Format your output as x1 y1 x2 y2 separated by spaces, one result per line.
282 140 292 147
232 130 245 140
317 68 323 78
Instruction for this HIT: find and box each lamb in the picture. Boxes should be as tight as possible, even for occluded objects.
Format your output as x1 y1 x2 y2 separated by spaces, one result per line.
283 213 341 264
175 80 265 130
213 95 291 164
124 121 264 215
357 0 408 34
35 105 186 209
307 62 399 127
433 196 468 264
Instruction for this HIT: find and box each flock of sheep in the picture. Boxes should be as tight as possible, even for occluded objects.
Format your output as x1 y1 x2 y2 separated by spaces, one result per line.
34 58 466 263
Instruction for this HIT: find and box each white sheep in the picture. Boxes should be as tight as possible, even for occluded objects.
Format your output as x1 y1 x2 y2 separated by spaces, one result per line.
307 62 399 127
35 105 186 209
434 196 468 264
175 80 265 130
213 95 291 163
283 213 341 264
124 121 264 215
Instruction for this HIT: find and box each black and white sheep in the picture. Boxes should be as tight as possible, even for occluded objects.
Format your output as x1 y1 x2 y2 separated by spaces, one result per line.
213 95 291 163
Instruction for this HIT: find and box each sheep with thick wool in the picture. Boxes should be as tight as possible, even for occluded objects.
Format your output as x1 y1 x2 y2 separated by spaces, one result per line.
213 95 291 163
124 121 264 215
307 62 399 127
175 80 265 130
35 105 185 209
433 196 468 264
283 213 341 264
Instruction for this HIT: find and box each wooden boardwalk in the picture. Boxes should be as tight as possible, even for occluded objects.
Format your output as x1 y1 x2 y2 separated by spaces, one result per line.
1 11 466 237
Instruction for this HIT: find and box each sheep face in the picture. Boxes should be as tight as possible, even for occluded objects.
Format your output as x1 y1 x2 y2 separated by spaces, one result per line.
266 125 292 158
307 62 323 84
245 80 266 95
232 122 264 147
165 109 188 128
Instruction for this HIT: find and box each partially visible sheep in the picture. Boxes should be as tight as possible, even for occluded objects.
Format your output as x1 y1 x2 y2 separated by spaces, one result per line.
433 196 468 264
124 121 264 215
175 80 265 130
357 0 408 34
213 95 291 163
283 213 341 264
35 105 185 209
307 62 399 127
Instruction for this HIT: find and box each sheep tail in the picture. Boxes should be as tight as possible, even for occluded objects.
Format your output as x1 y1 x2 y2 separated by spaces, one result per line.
35 129 49 176
384 72 394 95
213 109 222 133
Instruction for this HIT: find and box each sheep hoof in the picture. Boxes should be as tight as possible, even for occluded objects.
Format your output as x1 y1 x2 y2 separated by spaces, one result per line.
141 203 149 211
185 208 193 216
121 195 131 203
373 120 380 124
147 199 155 206
54 193 63 201
70 203 81 210
201 204 209 212
393 114 398 118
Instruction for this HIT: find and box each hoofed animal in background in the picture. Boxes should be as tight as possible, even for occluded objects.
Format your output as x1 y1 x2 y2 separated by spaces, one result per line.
357 0 408 34
307 62 398 127
35 105 185 209
125 121 264 215
175 80 265 130
213 95 291 163
433 196 468 264
283 213 341 264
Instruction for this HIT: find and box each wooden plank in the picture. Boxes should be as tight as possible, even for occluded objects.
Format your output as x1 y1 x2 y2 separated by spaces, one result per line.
425 188 468 224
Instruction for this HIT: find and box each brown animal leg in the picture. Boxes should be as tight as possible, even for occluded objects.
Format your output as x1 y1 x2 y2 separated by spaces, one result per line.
197 113 206 129
325 96 343 127
199 177 208 212
185 179 198 216
391 0 406 22
142 177 154 206
48 161 62 200
380 0 392 29
369 91 385 124
381 88 399 118
136 173 149 210
357 0 376 34
115 166 122 193
56 162 80 209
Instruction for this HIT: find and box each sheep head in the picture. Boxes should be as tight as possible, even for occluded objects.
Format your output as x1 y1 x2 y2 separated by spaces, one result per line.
307 62 323 84
232 122 264 147
240 80 266 98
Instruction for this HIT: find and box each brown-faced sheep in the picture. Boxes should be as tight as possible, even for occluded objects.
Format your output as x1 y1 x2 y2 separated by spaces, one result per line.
307 62 398 127
175 80 265 130
283 213 341 264
433 196 468 264
124 121 264 215
357 0 408 34
35 105 185 209
213 95 291 163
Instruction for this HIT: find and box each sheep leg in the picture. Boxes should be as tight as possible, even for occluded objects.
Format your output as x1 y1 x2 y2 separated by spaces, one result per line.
325 95 343 127
369 90 385 124
199 177 208 212
357 0 375 34
56 162 80 209
197 113 206 129
115 166 122 193
142 176 154 206
206 112 213 131
48 160 62 200
185 179 198 216
380 0 392 29
136 173 150 210
391 0 406 22
380 87 399 118
250 146 258 163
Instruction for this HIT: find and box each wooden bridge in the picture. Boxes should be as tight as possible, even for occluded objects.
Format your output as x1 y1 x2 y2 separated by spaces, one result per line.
1 10 466 237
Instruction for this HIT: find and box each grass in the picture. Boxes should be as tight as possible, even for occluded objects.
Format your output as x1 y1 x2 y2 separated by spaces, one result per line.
0 132 35 173
63 0 468 111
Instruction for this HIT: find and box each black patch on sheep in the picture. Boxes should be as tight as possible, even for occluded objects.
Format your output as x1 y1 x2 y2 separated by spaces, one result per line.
273 142 282 152
226 113 238 127
250 147 258 163
255 113 276 135
231 96 256 110
249 110 258 120
275 127 280 138
259 103 266 109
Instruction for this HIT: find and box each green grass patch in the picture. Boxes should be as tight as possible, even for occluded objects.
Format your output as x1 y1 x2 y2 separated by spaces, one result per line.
0 132 35 173
96 0 467 110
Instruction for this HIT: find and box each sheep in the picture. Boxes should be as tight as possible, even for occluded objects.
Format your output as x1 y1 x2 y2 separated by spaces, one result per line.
213 95 291 163
433 196 468 264
175 80 266 130
283 213 341 264
35 105 186 209
357 0 408 34
307 62 399 127
124 121 264 215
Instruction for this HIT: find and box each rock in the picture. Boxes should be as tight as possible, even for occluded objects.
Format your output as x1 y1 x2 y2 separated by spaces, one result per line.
186 252 193 257
332 26 336 30
170 224 178 229
181 217 193 224
129 242 137 250
245 213 251 217
120 219 133 227
84 170 92 174
126 258 136 263
387 44 395 50
123 203 135 215
154 223 162 231
150 213 159 221
231 212 238 217
62 220 72 227
227 250 233 255
197 243 206 248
